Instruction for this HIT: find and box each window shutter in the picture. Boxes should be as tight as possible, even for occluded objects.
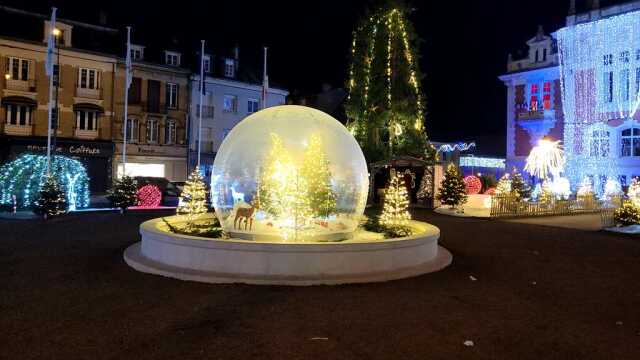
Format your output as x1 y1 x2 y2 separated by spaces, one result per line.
28 60 35 80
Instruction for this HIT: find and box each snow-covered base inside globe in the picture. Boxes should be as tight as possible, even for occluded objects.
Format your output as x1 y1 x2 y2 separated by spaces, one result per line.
124 214 452 285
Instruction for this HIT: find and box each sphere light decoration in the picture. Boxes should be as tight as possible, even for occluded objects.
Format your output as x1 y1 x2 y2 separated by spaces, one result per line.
136 184 162 208
211 105 369 242
463 175 482 195
0 154 90 210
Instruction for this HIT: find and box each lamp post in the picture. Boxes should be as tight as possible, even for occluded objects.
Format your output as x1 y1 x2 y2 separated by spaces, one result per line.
52 28 61 155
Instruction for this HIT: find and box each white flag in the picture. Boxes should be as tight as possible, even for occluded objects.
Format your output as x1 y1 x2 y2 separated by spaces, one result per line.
125 27 132 90
45 8 57 77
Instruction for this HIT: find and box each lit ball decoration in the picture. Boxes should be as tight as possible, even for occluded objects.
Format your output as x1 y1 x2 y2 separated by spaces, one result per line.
463 175 482 195
136 184 162 208
0 154 90 211
211 105 369 242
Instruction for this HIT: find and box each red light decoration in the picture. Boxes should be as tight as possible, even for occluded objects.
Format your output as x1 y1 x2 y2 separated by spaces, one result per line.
137 184 162 208
464 175 482 195
484 187 496 196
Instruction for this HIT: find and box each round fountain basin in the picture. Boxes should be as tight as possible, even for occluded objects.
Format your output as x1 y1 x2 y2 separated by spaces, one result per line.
124 216 451 286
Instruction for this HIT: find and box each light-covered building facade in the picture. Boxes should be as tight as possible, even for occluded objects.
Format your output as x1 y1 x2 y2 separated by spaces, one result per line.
501 0 640 192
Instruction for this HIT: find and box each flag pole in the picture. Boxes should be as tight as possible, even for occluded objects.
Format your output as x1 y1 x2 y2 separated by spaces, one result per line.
197 40 204 169
122 26 132 177
262 47 268 109
45 7 57 174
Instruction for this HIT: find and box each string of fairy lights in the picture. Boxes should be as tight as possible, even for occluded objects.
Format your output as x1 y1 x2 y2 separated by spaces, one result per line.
557 10 640 190
347 8 425 137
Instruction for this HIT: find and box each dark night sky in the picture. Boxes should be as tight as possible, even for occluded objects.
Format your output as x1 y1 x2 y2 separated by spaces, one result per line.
1 0 632 156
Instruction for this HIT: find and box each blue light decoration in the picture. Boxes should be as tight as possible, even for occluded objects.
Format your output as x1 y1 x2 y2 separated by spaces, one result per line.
459 156 506 169
0 154 90 210
436 142 476 154
557 10 640 192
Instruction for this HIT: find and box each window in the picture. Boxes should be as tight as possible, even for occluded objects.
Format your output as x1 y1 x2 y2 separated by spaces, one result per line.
224 58 235 77
620 51 630 63
247 99 259 114
165 51 180 66
203 55 211 73
590 129 610 157
128 77 141 104
147 80 161 113
603 71 613 103
543 48 547 62
529 83 539 111
166 83 178 109
604 53 614 66
621 69 630 101
535 49 539 63
78 68 99 89
621 128 640 157
223 94 237 112
124 118 139 142
6 57 30 81
164 119 176 144
5 104 32 126
76 110 98 131
130 45 144 61
146 118 159 143
543 81 552 110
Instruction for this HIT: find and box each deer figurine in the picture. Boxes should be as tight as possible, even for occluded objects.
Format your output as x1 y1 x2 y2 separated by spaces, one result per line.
234 197 259 231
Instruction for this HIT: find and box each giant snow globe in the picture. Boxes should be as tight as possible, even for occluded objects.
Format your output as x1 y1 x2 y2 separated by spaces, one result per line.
211 105 369 242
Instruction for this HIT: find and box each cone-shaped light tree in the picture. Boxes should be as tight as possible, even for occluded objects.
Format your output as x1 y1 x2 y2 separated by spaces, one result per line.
510 168 531 200
177 167 208 220
299 134 337 219
345 2 434 163
380 169 411 226
437 163 467 209
33 175 67 218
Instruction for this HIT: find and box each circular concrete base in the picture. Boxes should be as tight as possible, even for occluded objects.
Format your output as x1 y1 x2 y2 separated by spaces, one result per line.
124 216 452 286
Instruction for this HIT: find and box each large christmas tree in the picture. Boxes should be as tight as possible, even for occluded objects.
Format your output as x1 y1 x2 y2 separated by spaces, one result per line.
437 164 467 209
345 3 434 163
177 167 208 220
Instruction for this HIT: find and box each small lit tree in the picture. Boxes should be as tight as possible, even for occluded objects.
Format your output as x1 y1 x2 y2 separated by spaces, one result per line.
299 134 337 219
437 163 467 209
380 169 411 226
510 168 531 200
107 176 138 213
495 174 512 196
177 167 208 220
33 175 67 218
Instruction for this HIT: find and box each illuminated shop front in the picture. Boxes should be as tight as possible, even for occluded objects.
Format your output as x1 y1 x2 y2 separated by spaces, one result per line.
114 143 187 182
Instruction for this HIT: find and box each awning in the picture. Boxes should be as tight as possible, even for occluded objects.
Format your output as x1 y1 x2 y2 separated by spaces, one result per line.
73 103 104 113
1 96 37 107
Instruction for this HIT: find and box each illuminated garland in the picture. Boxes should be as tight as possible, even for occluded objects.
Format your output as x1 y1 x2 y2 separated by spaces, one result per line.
459 156 505 169
0 154 90 210
137 184 162 208
437 142 476 154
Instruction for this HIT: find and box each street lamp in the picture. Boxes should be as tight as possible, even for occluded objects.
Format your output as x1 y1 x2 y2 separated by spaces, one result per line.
52 28 61 37
4 73 10 80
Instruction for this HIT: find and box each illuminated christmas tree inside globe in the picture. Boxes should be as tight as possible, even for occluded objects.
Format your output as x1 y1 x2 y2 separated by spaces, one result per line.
211 105 369 242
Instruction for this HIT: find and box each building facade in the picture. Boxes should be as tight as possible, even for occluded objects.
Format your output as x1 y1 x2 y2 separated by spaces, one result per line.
113 54 190 182
500 0 640 192
0 16 117 193
188 62 288 183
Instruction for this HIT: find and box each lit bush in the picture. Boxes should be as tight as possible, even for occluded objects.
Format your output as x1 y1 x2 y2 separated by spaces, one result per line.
614 202 640 226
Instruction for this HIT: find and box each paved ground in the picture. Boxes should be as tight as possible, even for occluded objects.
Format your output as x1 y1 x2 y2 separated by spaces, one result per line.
505 213 604 231
1 209 640 359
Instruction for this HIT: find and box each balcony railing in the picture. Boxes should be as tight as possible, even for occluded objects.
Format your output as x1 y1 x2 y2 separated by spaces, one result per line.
74 128 99 140
517 110 545 120
3 123 32 136
5 79 36 92
76 87 102 99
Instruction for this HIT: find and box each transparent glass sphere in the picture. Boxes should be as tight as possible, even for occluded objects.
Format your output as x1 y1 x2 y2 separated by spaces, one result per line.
211 105 369 242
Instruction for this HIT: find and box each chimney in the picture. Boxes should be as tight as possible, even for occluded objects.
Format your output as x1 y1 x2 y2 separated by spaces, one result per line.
568 0 576 15
99 10 108 25
536 25 545 40
233 45 239 71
